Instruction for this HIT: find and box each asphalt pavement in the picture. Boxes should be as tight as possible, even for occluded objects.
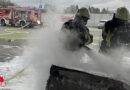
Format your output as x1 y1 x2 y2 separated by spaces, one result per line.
0 25 42 62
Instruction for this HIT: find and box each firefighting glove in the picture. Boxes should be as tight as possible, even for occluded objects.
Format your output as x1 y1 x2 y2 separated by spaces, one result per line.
85 34 93 45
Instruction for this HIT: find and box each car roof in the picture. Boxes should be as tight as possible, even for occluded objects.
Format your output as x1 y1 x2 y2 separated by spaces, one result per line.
100 20 108 22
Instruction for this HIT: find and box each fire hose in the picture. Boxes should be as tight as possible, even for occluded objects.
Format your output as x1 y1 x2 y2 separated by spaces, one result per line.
0 23 30 39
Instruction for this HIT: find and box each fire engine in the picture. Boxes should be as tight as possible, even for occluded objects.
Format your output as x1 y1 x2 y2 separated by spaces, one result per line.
0 7 42 27
61 15 74 23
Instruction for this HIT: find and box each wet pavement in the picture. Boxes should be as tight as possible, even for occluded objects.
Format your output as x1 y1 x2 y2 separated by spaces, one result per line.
0 25 43 62
0 25 41 90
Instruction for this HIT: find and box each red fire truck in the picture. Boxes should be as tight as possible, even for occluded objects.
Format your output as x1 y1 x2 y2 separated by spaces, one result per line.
61 15 74 23
0 7 42 27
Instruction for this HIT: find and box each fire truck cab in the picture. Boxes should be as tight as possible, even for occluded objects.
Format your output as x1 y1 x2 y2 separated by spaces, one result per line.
0 8 11 26
0 7 42 27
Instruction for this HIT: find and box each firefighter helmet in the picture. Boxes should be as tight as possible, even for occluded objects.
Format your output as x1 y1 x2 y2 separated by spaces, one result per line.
76 7 90 19
115 7 130 20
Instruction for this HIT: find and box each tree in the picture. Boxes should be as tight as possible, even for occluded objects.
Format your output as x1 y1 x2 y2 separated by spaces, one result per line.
43 4 56 13
64 5 79 14
101 8 111 14
89 6 100 13
0 0 15 8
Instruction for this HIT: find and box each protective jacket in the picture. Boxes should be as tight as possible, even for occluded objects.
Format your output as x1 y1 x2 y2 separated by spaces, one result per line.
100 16 130 53
62 19 93 50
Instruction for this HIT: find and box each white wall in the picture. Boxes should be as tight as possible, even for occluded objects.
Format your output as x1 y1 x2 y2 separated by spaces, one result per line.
88 13 113 27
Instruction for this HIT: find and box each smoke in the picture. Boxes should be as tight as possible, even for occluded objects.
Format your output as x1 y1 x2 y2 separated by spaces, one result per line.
86 49 130 82
20 7 130 90
24 28 87 90
23 27 130 90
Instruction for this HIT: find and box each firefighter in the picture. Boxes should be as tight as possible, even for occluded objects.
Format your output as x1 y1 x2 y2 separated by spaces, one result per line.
61 7 93 51
99 7 130 55
46 8 93 90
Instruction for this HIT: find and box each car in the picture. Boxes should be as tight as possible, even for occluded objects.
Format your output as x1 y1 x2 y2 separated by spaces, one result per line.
98 20 108 29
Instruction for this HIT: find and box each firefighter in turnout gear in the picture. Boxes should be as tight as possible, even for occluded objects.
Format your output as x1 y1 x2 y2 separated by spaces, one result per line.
61 7 93 51
100 7 130 55
46 7 94 90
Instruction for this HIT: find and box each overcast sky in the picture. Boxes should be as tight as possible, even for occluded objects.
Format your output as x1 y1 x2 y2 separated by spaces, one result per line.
10 0 130 11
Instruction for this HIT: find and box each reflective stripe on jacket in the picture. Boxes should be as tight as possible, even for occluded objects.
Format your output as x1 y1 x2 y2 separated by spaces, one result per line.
100 18 130 53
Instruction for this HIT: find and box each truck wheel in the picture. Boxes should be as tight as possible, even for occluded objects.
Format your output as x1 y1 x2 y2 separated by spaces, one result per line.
1 20 6 26
20 21 25 27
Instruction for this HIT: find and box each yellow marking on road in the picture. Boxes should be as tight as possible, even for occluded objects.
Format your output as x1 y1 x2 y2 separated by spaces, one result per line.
0 37 29 39
94 37 102 40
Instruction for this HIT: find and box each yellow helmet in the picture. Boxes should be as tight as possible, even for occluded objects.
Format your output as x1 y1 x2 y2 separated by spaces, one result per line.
76 7 90 19
115 7 130 20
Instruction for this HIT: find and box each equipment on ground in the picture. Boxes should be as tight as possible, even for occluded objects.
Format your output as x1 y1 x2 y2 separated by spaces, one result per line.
46 46 130 90
46 65 130 90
